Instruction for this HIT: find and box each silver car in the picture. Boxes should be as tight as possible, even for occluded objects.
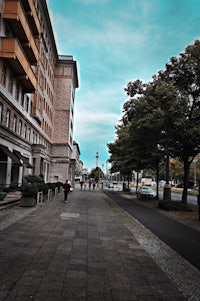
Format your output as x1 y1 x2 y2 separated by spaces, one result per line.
137 187 156 199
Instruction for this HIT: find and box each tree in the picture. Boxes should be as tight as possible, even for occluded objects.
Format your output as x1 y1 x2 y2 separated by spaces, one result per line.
107 124 134 188
89 167 104 182
124 79 178 197
158 40 200 203
109 40 200 204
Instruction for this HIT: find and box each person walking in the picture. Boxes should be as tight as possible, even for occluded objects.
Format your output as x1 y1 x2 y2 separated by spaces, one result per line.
63 180 71 202
89 181 92 190
80 181 84 190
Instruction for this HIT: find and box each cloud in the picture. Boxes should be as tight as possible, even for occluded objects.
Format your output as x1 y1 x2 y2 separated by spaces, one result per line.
74 110 119 142
47 0 200 171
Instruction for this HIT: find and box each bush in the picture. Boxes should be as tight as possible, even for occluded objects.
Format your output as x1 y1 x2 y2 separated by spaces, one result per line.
47 182 56 190
21 184 38 199
23 175 44 184
158 200 194 212
0 191 7 200
47 182 63 190
36 183 48 194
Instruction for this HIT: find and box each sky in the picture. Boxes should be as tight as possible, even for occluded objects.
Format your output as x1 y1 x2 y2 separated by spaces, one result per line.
47 0 200 172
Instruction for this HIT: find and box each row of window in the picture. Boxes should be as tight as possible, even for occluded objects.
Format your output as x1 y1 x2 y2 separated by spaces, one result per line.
1 64 32 114
1 62 53 127
0 102 51 146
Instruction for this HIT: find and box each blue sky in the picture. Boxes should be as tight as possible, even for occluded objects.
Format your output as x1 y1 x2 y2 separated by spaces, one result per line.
47 0 200 172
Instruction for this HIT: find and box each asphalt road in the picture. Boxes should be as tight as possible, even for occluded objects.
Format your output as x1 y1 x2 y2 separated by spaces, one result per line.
104 190 200 271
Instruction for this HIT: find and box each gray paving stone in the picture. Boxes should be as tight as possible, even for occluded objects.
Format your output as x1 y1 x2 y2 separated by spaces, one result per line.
0 190 191 301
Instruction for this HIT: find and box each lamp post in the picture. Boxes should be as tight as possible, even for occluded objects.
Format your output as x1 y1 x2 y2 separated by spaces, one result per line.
163 147 171 201
193 158 198 188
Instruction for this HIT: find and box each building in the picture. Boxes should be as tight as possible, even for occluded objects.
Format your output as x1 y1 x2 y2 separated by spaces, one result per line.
0 0 79 188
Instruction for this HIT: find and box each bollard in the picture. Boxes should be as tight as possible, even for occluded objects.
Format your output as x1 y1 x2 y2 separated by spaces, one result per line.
37 191 43 206
55 187 58 196
48 189 53 202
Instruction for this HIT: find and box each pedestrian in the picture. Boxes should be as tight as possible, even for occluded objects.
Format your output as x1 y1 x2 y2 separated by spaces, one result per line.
80 181 84 190
92 181 96 190
63 180 71 202
89 181 92 190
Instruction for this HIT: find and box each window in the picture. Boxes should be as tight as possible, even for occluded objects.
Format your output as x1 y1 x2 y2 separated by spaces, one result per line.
0 103 3 123
26 96 29 112
5 109 10 127
21 90 25 108
18 120 22 136
30 101 33 115
8 73 13 94
32 131 35 143
27 128 31 141
12 115 17 132
24 124 27 139
1 65 6 86
15 83 20 101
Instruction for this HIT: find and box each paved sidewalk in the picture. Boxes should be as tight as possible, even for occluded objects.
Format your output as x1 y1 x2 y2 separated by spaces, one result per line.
0 189 191 300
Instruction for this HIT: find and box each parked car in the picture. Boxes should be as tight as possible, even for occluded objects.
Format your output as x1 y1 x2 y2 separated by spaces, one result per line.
137 187 156 199
107 182 114 188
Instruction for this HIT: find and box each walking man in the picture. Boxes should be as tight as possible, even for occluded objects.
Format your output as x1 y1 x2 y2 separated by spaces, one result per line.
63 180 71 202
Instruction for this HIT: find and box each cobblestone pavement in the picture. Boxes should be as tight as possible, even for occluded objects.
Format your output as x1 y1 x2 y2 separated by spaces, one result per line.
0 189 199 300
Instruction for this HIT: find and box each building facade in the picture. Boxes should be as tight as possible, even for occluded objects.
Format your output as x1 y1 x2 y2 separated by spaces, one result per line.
0 0 79 187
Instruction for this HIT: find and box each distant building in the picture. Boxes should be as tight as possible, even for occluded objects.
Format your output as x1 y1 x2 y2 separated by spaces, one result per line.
0 0 79 187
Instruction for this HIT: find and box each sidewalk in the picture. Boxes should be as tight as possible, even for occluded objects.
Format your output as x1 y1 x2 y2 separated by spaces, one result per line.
0 188 197 300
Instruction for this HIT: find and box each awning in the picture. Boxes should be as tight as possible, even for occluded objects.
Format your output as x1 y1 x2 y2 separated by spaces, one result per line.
13 150 33 168
0 145 21 164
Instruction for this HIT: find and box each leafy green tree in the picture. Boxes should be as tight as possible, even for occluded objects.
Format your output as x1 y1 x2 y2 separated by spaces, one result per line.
158 40 200 203
89 167 104 182
109 40 200 204
123 79 178 197
107 124 134 189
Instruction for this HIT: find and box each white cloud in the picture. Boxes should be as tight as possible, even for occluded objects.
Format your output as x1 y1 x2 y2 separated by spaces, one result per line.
74 111 119 142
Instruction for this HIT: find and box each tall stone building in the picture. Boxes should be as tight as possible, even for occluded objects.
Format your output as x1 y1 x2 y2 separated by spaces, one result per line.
0 0 79 187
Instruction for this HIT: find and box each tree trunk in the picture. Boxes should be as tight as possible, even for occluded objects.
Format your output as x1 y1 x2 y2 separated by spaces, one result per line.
181 158 190 204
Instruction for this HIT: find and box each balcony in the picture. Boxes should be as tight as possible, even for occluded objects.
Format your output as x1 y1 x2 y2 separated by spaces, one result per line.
0 38 37 92
3 0 39 65
31 93 42 124
21 0 40 36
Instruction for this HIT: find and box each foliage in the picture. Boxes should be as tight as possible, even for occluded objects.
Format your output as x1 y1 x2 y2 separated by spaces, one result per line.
21 176 62 198
158 40 200 202
0 191 7 200
107 124 134 177
108 39 200 205
21 184 38 198
36 183 48 194
47 182 63 190
23 175 44 184
89 167 104 182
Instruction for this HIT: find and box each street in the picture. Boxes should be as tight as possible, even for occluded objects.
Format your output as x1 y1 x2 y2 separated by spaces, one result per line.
104 189 200 271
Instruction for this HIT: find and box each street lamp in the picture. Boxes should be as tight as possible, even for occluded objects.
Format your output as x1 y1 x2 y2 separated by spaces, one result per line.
193 158 198 188
163 147 171 201
157 142 171 202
